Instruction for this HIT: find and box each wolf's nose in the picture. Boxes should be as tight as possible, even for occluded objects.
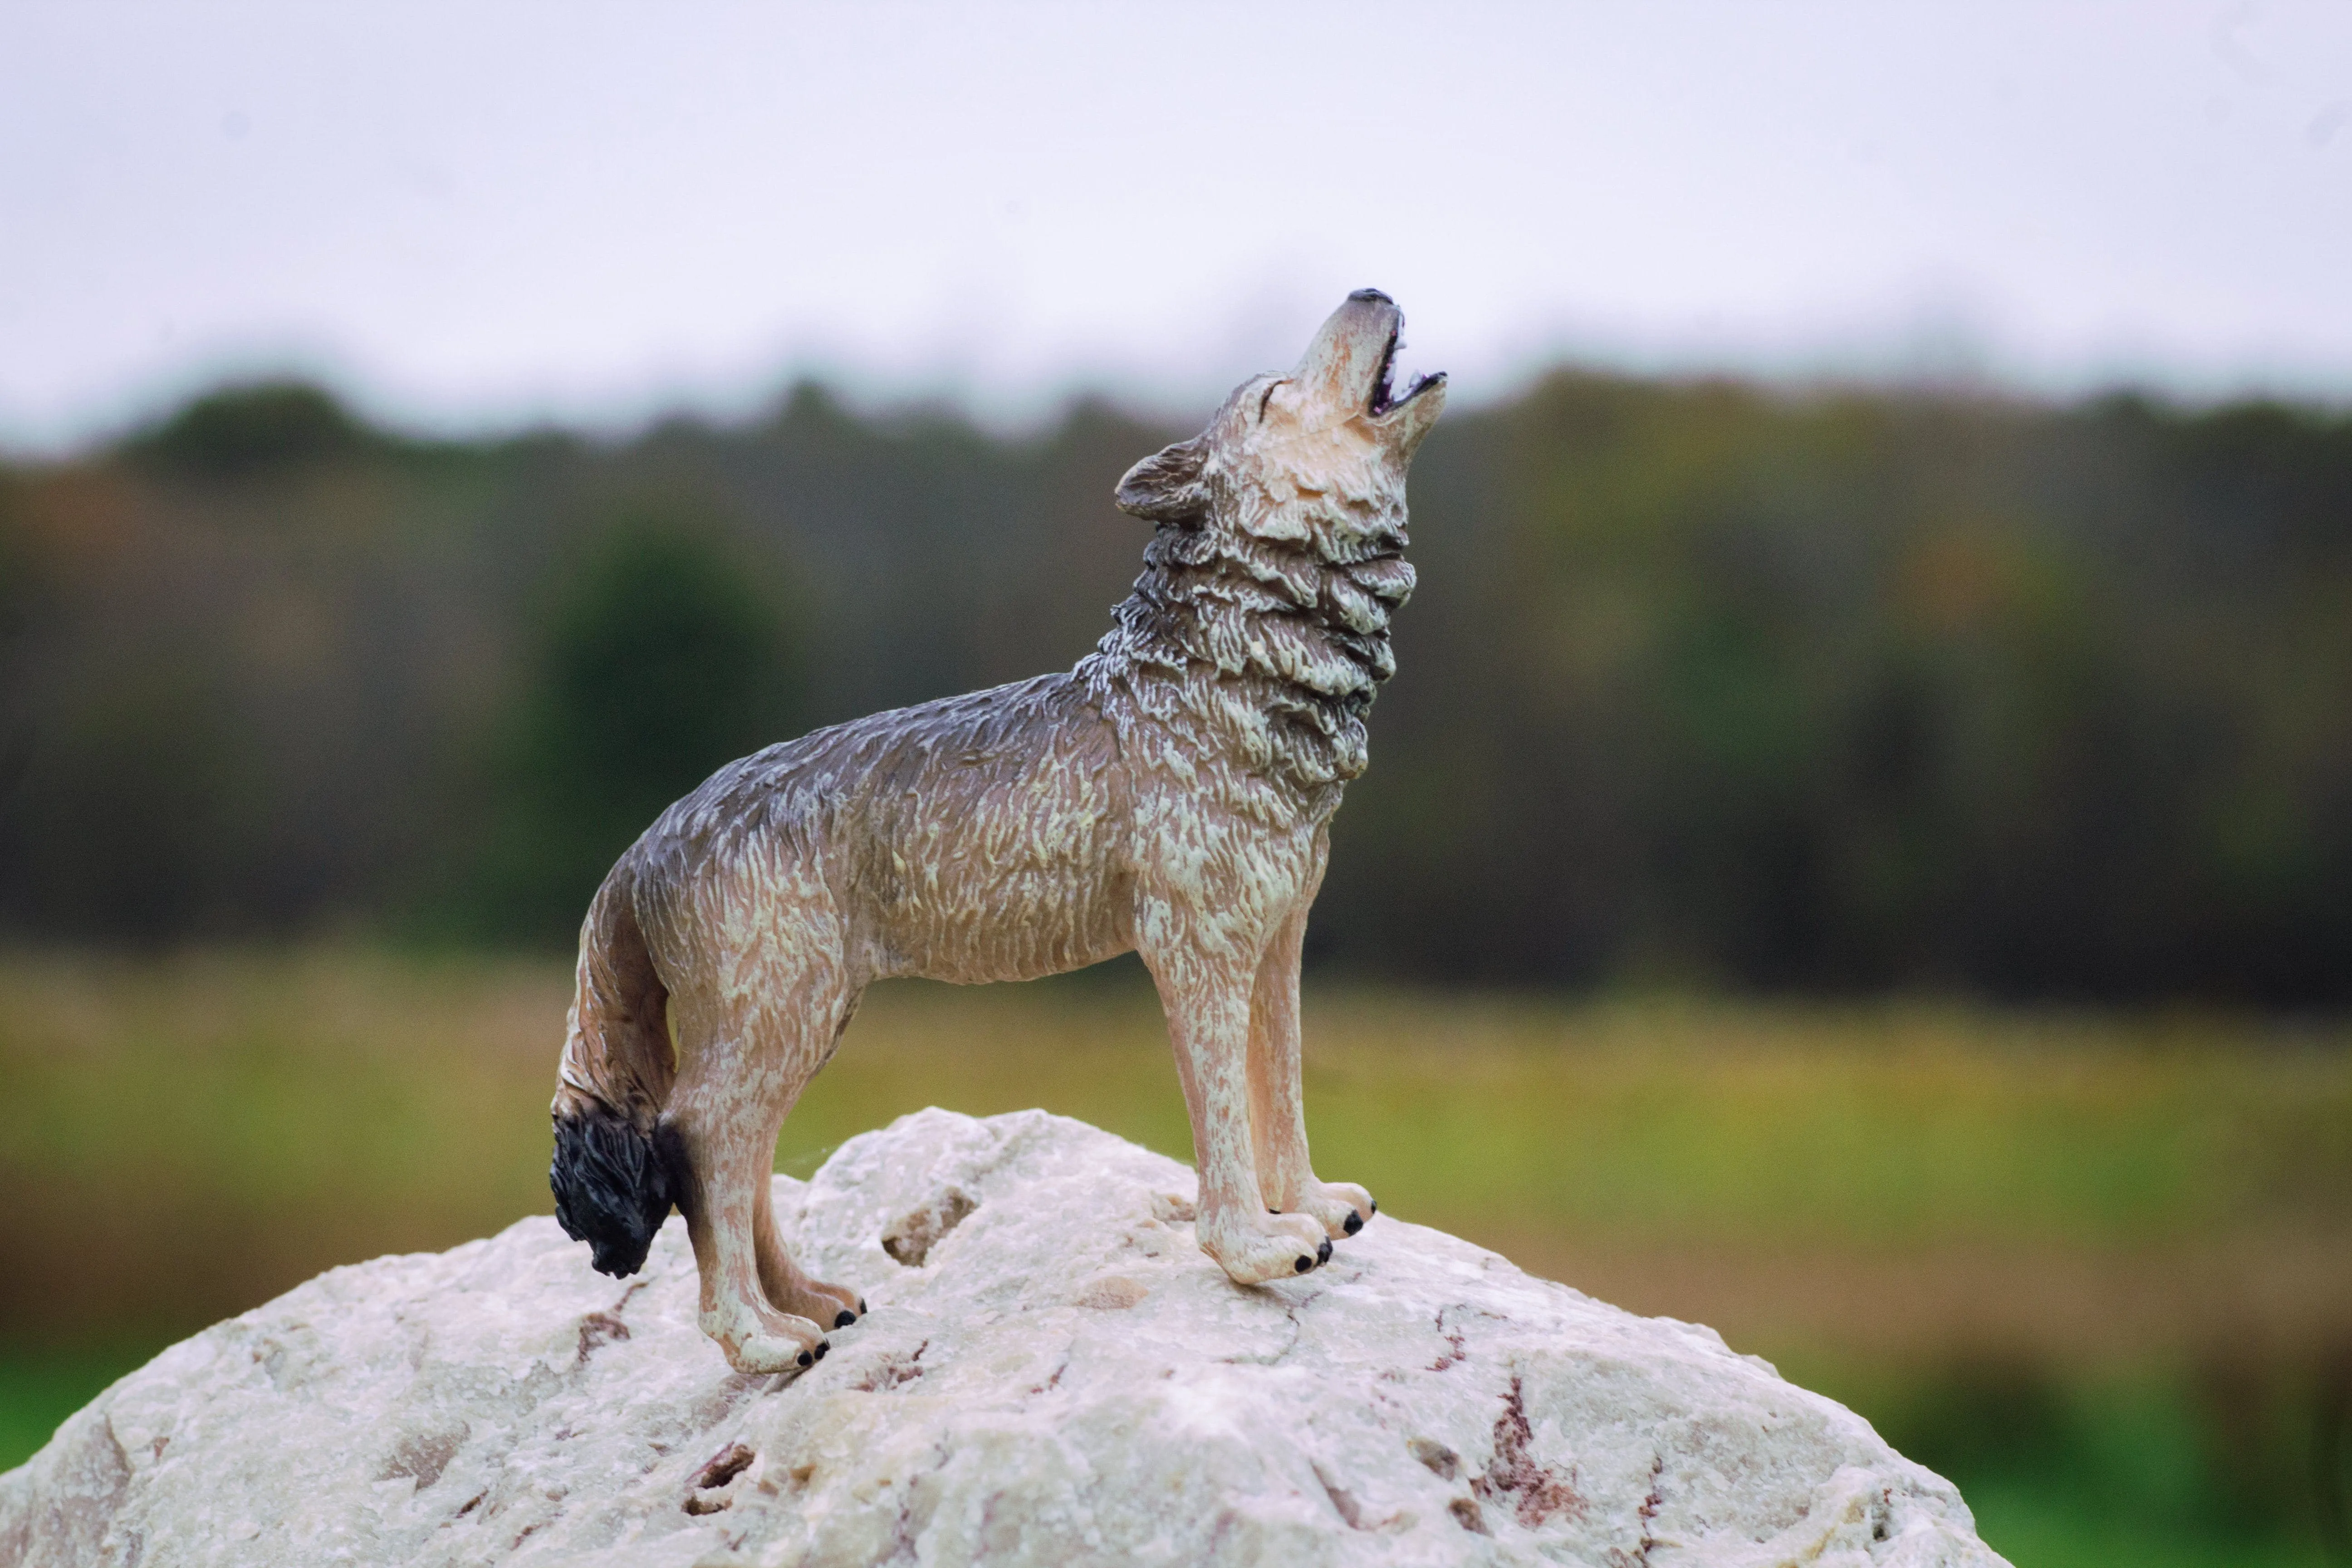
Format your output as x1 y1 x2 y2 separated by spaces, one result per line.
1348 288 1393 304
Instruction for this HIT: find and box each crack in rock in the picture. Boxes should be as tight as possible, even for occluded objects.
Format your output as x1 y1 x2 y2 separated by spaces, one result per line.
684 1441 757 1515
1610 1452 1667 1566
1220 1292 1314 1366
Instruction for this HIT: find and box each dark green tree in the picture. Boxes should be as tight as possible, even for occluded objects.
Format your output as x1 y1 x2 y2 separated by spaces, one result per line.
466 500 808 946
122 382 387 479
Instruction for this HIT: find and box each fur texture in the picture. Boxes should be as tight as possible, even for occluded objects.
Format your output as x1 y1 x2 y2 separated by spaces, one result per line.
550 290 1445 1373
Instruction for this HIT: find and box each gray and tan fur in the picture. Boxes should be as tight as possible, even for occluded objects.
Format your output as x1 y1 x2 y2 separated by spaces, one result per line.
550 290 1446 1374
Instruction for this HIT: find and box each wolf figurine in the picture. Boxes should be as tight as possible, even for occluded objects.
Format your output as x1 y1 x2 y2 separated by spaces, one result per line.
549 289 1446 1374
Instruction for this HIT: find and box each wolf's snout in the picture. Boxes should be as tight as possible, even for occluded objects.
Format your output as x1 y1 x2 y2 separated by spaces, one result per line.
1292 290 1442 433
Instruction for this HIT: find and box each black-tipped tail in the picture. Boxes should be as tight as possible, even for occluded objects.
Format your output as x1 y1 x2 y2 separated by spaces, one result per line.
551 1104 682 1278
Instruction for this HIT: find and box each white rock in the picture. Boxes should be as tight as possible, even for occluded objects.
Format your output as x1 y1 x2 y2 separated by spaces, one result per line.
0 1109 2007 1566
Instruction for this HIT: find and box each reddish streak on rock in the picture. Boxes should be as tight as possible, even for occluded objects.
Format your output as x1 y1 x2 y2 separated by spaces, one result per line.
1473 1376 1587 1528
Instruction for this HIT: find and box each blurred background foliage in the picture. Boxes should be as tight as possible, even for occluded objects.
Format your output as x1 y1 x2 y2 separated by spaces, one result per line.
457 500 809 945
3 372 2351 1565
4 371 2349 996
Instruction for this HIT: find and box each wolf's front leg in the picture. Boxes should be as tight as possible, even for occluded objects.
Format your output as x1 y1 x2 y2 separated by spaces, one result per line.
1141 927 1330 1282
1248 900 1375 1241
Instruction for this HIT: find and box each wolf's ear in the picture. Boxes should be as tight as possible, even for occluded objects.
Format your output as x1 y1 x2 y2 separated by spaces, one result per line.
1114 437 1209 523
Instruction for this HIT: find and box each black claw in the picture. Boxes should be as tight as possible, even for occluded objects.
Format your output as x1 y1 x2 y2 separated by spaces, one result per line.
835 1309 857 1329
858 1298 869 1314
814 1340 829 1360
1317 1238 1333 1265
796 1350 813 1368
1343 1211 1363 1236
1295 1254 1314 1273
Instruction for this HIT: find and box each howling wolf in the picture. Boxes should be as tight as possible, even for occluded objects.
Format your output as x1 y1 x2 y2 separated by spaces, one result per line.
550 290 1446 1374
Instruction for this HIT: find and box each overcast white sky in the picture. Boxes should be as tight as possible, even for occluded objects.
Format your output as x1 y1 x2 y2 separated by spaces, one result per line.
4 2 2349 451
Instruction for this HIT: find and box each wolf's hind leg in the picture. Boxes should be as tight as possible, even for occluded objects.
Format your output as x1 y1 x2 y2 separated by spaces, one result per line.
665 959 851 1375
756 1183 864 1332
754 1000 866 1332
1141 918 1330 1284
1248 900 1374 1241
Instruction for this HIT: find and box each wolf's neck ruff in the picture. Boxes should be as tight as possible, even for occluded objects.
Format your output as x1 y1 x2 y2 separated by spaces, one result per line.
1079 515 1416 804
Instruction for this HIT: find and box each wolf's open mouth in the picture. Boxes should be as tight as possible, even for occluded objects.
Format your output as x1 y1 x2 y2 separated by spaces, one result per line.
1368 325 1440 417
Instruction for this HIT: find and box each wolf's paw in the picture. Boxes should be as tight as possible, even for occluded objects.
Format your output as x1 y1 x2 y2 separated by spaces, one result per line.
772 1275 864 1333
1282 1179 1375 1241
702 1304 828 1375
730 1333 832 1374
1199 1209 1331 1284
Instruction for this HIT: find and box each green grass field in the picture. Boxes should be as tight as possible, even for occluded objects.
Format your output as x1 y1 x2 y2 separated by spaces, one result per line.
3 949 2347 1565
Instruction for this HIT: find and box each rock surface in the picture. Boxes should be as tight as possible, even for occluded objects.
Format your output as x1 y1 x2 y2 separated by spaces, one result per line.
0 1109 2007 1566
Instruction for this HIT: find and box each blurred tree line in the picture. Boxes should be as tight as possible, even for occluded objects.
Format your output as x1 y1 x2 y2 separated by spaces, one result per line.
0 371 2347 1002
